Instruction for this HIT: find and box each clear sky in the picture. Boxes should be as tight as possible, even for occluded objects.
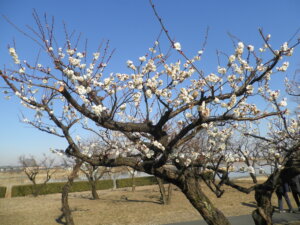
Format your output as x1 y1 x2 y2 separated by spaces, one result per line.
0 0 300 166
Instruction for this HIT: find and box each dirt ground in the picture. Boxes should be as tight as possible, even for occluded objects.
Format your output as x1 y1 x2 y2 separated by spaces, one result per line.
1 177 300 225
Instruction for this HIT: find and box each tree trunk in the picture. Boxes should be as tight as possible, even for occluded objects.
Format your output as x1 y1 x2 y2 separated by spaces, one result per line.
131 174 136 192
112 175 117 190
250 172 258 184
60 161 83 225
167 183 173 204
156 177 168 204
252 184 274 225
90 181 99 199
181 176 231 225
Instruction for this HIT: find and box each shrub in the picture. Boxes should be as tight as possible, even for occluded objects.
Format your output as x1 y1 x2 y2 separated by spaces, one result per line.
12 179 113 197
0 186 6 198
116 176 158 188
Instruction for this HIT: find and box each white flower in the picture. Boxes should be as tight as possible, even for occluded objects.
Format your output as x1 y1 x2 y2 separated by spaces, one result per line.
19 68 25 74
145 89 152 98
236 42 244 55
67 49 75 56
92 104 107 116
9 47 20 64
214 97 220 103
42 79 48 84
246 85 254 94
229 55 236 63
174 42 181 51
75 135 81 142
77 85 87 95
93 52 100 60
76 52 84 58
69 57 81 66
139 56 146 62
185 112 192 118
217 67 227 74
276 62 289 72
48 47 54 51
269 90 280 99
152 140 165 151
119 103 126 111
247 45 254 52
279 99 287 107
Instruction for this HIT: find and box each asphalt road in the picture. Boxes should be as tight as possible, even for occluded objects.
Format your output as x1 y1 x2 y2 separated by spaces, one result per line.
166 212 300 225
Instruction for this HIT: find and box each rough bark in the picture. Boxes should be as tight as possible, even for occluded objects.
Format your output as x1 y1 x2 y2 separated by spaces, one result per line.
181 176 231 225
252 184 274 225
60 161 83 225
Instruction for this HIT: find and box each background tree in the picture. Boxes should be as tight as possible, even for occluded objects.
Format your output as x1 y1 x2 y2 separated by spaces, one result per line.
19 154 56 197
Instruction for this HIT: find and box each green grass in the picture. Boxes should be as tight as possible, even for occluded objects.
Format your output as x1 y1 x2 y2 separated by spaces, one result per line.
0 186 6 198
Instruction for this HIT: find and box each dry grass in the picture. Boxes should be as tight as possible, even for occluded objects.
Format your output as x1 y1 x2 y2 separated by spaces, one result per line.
0 174 299 225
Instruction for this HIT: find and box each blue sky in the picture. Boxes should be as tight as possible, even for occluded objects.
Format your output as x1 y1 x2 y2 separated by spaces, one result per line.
0 0 300 166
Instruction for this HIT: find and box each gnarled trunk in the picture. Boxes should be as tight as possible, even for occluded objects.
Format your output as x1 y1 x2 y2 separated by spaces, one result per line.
60 161 83 225
252 184 274 225
181 176 231 225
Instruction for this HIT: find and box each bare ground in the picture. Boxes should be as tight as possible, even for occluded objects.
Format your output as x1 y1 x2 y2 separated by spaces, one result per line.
1 178 300 225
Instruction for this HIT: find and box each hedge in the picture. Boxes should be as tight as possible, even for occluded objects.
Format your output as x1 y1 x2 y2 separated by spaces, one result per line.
12 179 113 197
12 175 203 197
116 176 158 188
0 186 6 198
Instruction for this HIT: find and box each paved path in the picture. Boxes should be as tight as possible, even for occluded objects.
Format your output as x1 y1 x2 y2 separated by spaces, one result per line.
166 212 300 225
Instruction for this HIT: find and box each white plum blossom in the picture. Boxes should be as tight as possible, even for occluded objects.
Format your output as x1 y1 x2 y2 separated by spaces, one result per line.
76 52 84 58
206 73 221 83
246 85 254 94
236 42 244 55
276 62 289 72
139 56 146 62
269 90 280 99
92 104 107 116
67 49 75 56
69 57 81 66
185 112 193 118
145 89 152 98
9 47 20 64
152 140 165 151
77 85 87 95
173 42 181 51
279 98 287 107
119 103 127 111
19 67 25 74
247 45 254 52
217 67 227 74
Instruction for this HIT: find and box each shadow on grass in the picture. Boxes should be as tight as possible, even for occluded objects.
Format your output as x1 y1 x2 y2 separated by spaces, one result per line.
241 201 257 208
